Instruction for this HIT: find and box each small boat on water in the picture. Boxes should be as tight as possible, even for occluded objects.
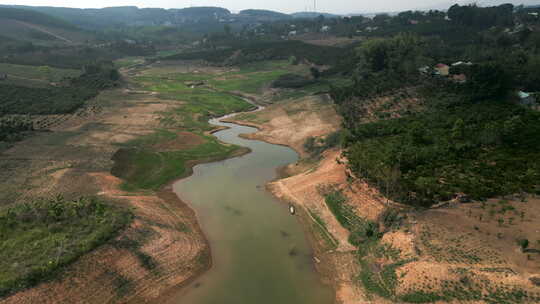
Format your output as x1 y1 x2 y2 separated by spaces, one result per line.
289 204 295 215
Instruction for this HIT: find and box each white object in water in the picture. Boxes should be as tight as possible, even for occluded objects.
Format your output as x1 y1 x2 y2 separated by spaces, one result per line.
289 205 295 215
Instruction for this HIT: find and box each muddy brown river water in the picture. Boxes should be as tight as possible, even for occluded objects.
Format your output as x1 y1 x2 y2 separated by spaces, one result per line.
168 113 334 304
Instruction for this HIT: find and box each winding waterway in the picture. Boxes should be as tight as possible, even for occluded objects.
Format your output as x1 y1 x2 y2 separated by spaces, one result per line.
168 111 334 304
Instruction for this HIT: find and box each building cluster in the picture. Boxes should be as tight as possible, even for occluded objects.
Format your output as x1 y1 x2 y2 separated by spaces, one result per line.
418 61 471 83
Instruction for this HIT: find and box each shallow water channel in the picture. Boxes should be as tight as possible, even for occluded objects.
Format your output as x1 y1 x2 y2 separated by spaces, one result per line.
168 113 334 304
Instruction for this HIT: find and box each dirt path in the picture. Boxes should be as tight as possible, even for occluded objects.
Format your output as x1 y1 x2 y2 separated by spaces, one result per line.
14 20 74 43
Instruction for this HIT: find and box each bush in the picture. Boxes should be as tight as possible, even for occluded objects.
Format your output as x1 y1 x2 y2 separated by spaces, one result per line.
303 131 342 158
518 239 529 251
322 187 379 246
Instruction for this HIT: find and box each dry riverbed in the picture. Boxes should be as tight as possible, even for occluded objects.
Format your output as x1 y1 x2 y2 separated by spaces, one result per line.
0 75 231 303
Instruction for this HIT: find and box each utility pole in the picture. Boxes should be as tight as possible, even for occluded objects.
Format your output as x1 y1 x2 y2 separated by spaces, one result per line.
314 0 316 12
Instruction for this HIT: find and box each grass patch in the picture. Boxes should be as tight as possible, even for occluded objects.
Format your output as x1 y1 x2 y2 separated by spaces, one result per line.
209 69 289 94
0 196 132 297
111 135 246 191
111 68 256 192
136 76 254 131
114 57 143 69
321 186 379 246
307 209 338 250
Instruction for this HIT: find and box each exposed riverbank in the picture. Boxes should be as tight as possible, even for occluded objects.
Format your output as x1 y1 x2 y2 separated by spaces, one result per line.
0 62 256 303
0 60 349 304
0 88 219 303
226 94 372 303
231 90 540 304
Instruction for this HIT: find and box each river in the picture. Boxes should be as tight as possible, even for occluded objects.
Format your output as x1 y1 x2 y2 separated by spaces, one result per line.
167 111 334 304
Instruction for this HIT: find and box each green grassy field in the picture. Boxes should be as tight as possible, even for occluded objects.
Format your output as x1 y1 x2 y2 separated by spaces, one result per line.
141 60 310 95
135 75 255 132
113 57 144 69
112 134 246 191
207 61 294 94
111 66 259 191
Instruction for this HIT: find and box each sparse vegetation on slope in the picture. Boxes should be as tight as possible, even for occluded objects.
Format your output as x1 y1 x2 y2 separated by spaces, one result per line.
0 196 132 298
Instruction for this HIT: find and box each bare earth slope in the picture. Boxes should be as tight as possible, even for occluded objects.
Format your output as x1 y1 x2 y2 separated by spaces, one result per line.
231 94 380 303
233 93 540 304
0 89 209 303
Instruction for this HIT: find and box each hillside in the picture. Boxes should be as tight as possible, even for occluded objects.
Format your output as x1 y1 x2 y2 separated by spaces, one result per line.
0 5 338 31
0 7 93 45
291 12 341 19
238 9 292 20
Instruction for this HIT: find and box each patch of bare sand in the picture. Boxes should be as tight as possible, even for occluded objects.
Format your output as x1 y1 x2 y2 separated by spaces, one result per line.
400 198 540 298
69 99 174 146
229 95 341 157
270 149 355 252
381 231 416 259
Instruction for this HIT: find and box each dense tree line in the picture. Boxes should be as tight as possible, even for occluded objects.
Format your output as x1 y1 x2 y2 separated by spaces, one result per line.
0 7 76 30
0 116 33 142
0 42 154 69
0 63 119 116
166 40 350 66
447 4 514 28
329 4 540 207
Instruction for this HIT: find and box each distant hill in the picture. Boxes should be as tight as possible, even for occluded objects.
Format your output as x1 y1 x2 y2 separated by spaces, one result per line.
0 7 92 45
238 9 292 20
0 7 76 29
0 5 235 29
0 5 300 30
291 12 342 19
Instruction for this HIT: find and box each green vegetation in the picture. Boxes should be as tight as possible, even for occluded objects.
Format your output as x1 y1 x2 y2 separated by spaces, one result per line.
0 196 132 297
113 57 142 69
165 40 351 66
0 116 33 143
304 131 342 158
307 209 338 250
112 135 245 191
344 100 540 207
330 4 540 208
321 187 379 246
271 73 316 89
0 63 81 85
110 70 255 191
0 7 77 30
137 75 253 131
210 69 289 94
0 63 119 115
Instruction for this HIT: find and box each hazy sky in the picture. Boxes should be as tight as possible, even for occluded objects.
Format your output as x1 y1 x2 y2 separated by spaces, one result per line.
1 0 536 14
